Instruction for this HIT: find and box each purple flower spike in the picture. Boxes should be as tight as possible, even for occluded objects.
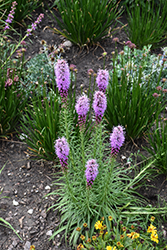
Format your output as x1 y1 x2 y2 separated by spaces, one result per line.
85 159 99 187
55 137 70 171
93 91 107 124
75 94 89 128
4 1 17 31
110 125 125 156
55 59 70 102
96 69 109 93
26 13 44 37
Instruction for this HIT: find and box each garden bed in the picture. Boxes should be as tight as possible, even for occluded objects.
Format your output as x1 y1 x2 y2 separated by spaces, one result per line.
0 1 167 249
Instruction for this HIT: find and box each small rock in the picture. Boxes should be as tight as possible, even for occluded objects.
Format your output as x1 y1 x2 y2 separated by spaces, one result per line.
27 162 31 169
45 185 51 190
62 40 72 48
24 241 31 250
27 209 33 215
41 210 47 218
46 230 52 236
13 200 19 206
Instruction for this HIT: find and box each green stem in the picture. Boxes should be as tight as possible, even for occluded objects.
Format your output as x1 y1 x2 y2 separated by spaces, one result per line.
64 171 76 203
80 128 86 168
102 157 115 204
64 107 76 170
1 34 28 69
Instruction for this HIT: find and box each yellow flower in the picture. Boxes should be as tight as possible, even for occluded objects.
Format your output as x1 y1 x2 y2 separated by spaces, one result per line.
77 243 84 250
100 230 104 235
120 234 124 240
30 246 35 250
151 233 159 244
76 227 81 231
147 224 157 234
86 238 91 243
108 216 113 221
106 246 117 250
80 235 85 240
150 216 155 222
83 223 88 227
92 235 97 241
95 220 103 230
131 232 140 239
122 226 126 232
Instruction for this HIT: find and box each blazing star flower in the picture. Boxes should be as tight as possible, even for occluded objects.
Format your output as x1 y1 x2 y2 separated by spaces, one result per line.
96 69 109 93
54 137 69 171
26 13 44 37
110 125 125 156
85 159 98 187
4 1 17 31
93 91 107 124
54 59 70 101
75 94 89 128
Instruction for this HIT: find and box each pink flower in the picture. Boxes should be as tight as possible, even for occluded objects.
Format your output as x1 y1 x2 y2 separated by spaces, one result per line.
26 13 44 37
4 1 17 31
152 93 159 97
5 78 13 87
156 86 162 91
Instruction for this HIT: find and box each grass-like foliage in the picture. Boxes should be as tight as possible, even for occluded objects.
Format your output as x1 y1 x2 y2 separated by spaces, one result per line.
20 84 60 161
77 216 166 250
144 116 167 175
105 43 167 139
50 0 123 46
126 0 167 49
0 37 28 137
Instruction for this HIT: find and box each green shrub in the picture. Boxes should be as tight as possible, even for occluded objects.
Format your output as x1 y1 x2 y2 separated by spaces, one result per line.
50 0 123 46
125 0 167 49
105 43 167 139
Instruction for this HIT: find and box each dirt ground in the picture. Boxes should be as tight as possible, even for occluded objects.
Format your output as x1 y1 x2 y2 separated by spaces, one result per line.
0 2 167 250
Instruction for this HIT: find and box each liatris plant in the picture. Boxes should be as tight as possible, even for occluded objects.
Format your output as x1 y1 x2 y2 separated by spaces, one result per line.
46 81 167 246
105 42 167 139
76 216 166 250
96 69 109 93
1 12 44 68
